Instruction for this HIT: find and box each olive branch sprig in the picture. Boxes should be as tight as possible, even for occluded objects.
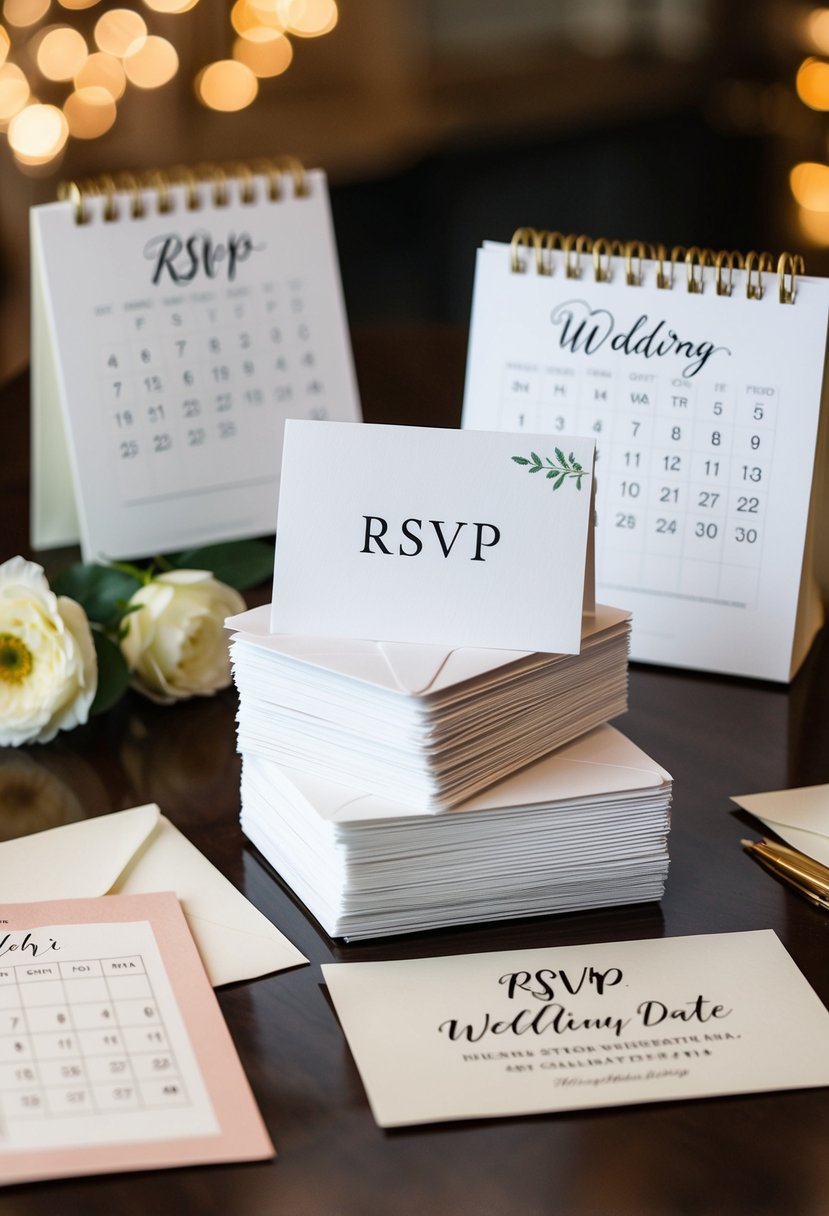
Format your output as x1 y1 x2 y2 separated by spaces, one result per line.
511 448 587 490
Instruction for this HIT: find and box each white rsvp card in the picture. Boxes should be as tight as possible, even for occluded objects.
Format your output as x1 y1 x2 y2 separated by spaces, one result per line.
271 422 596 653
322 931 829 1127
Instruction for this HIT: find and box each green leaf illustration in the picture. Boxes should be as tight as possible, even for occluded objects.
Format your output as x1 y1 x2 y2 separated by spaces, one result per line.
511 449 588 491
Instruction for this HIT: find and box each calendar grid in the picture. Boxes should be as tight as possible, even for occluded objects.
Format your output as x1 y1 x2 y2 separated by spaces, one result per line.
0 953 191 1127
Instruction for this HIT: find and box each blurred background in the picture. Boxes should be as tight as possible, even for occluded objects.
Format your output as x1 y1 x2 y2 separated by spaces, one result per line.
2 0 829 383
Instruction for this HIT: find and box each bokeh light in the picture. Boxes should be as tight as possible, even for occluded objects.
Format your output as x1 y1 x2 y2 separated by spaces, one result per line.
231 0 283 38
277 0 337 38
805 8 829 55
123 33 177 87
796 56 829 110
63 82 115 135
8 100 68 162
2 0 336 166
74 49 126 98
0 60 29 122
232 28 292 77
790 160 829 210
196 58 257 110
94 8 146 57
797 205 829 245
142 0 199 11
3 0 50 29
36 25 88 80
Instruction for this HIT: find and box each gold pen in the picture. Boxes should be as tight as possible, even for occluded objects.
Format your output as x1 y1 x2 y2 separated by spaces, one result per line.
741 838 829 912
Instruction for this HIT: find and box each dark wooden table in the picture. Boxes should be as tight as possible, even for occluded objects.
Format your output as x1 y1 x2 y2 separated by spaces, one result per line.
2 329 829 1216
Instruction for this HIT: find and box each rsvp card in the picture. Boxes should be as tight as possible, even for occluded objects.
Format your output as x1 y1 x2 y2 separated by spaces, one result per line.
271 422 596 653
322 931 829 1127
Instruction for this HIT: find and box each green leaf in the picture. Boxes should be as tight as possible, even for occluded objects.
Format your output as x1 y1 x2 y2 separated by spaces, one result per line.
554 446 567 467
553 472 566 490
530 451 542 465
529 464 543 473
166 539 273 591
511 456 531 465
52 564 142 630
90 631 130 716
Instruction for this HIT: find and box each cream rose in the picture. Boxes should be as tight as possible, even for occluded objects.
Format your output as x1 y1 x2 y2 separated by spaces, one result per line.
119 569 245 703
0 556 97 747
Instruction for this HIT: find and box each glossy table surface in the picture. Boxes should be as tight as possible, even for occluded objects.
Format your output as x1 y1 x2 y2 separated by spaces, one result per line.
2 329 829 1216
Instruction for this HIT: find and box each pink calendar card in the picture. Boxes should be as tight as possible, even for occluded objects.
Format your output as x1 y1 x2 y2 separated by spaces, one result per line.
0 892 274 1185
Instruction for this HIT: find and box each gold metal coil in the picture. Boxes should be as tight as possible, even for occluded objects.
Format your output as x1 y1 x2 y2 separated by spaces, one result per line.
508 228 803 302
57 157 309 222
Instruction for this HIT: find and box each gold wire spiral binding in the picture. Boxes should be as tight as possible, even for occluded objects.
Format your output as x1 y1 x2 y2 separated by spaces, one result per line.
113 172 145 219
625 241 652 286
714 250 743 297
563 233 592 279
509 226 538 273
778 252 804 304
58 158 309 223
508 228 804 302
592 237 615 283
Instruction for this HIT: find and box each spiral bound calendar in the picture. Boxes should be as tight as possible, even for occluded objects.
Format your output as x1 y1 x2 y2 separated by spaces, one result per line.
30 158 360 561
462 232 829 681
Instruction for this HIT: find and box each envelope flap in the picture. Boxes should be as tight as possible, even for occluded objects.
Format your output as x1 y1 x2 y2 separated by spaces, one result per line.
732 785 829 835
0 804 160 903
731 785 829 868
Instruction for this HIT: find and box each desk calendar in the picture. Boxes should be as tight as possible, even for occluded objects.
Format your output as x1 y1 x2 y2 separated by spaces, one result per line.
462 234 829 681
30 160 360 562
0 893 273 1185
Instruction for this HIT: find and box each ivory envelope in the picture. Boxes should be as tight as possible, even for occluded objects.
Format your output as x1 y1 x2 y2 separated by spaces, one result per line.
227 602 629 696
0 802 306 986
732 784 829 867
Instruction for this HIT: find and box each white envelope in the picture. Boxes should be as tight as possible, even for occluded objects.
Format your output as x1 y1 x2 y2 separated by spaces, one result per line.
258 723 672 824
227 603 630 698
0 803 307 986
731 785 829 868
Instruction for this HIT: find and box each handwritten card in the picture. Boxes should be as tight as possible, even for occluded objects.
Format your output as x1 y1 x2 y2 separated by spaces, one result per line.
271 421 596 653
0 893 273 1185
322 931 829 1127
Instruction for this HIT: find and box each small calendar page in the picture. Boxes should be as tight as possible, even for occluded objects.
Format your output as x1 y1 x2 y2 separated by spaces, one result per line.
31 164 360 561
463 240 829 681
0 893 273 1186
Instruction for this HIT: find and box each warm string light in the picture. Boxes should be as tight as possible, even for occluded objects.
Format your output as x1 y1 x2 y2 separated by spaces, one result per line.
0 0 338 169
791 10 829 245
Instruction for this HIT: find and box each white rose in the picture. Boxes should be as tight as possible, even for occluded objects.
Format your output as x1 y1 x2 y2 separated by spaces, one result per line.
0 556 98 747
120 569 245 704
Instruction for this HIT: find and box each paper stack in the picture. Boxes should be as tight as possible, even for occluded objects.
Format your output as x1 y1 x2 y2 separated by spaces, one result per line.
228 603 672 939
230 604 630 809
240 725 671 940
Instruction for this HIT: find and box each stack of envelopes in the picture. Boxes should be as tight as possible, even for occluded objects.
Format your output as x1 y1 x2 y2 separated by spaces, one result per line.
227 602 672 938
239 724 671 940
229 604 631 810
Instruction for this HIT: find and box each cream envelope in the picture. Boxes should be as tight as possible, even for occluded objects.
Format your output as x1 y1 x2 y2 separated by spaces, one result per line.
731 785 829 868
261 724 671 824
227 603 628 698
0 803 307 986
